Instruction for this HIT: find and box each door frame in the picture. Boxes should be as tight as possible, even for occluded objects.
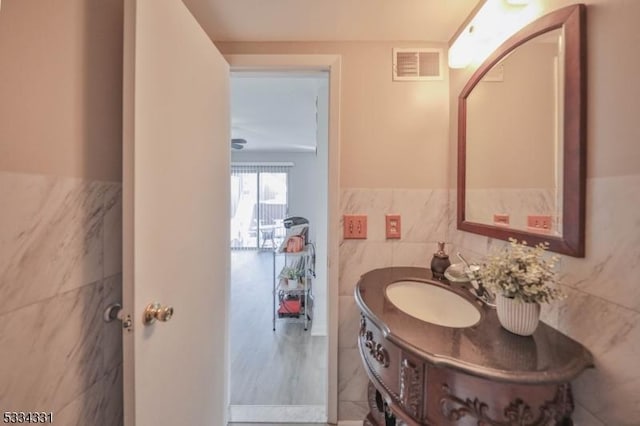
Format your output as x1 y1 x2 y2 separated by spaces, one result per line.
225 54 341 424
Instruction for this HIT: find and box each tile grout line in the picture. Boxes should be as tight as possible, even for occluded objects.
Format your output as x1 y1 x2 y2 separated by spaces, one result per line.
559 282 640 316
0 278 107 319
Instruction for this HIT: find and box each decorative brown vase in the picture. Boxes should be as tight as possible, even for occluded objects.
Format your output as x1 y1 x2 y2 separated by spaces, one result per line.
430 241 451 280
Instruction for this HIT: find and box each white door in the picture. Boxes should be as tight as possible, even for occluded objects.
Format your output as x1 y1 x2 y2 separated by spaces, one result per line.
122 0 230 425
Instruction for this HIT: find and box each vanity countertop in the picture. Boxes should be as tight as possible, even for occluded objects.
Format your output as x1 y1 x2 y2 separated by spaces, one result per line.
355 266 594 385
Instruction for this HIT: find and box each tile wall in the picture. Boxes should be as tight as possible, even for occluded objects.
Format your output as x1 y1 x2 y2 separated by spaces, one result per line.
0 171 123 425
337 188 449 420
450 174 640 425
338 175 640 424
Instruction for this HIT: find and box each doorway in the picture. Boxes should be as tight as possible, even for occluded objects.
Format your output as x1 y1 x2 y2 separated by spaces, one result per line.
227 69 331 423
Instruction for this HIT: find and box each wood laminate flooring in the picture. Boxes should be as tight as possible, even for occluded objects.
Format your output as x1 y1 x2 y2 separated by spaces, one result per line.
230 250 327 405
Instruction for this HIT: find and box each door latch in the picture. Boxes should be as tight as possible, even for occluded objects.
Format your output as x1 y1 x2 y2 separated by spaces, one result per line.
103 303 133 332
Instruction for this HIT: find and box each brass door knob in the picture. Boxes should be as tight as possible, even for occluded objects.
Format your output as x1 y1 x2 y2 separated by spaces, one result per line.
143 302 174 325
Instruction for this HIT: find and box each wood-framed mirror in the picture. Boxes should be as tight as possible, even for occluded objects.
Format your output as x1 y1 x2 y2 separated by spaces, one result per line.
457 4 586 257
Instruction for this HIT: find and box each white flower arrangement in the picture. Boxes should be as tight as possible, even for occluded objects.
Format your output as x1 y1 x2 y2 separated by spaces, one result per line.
478 238 565 304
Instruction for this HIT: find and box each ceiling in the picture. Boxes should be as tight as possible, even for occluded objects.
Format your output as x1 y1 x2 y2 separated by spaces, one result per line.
193 0 479 152
231 73 328 152
183 0 478 43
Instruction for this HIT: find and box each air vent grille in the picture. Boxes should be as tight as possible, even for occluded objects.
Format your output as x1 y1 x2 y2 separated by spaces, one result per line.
393 48 443 81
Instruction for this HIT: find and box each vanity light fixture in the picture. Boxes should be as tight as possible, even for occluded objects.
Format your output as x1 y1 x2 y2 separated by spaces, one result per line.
448 0 540 69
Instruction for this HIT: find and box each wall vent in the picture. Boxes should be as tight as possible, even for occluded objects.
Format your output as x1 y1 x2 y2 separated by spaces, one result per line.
393 48 443 81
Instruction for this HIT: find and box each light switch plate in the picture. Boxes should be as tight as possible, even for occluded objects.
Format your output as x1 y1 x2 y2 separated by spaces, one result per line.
385 214 401 239
493 213 510 226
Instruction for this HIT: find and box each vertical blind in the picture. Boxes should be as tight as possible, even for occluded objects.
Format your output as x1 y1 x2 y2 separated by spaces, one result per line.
230 163 292 250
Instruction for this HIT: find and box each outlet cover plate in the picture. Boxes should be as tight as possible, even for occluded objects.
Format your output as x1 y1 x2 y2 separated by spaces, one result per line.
527 215 552 233
343 214 367 239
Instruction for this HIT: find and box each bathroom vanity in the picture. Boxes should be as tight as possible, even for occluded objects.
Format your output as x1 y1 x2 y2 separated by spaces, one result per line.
355 267 593 426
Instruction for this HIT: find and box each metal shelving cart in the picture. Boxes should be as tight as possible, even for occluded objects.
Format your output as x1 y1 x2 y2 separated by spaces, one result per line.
272 244 314 331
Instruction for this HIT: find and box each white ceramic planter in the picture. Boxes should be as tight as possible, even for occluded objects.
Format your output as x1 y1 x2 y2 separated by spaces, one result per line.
287 279 299 290
496 295 541 336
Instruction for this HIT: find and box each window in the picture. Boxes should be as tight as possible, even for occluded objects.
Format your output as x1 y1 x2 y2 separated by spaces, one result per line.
230 164 290 249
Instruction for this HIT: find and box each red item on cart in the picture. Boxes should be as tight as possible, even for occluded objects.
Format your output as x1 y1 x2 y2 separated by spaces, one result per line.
278 299 301 316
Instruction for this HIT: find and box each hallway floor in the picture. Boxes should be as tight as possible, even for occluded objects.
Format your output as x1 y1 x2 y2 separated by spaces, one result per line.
230 250 327 405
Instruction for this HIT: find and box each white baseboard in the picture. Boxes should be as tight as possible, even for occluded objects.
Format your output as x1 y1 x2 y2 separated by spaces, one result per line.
337 421 363 426
311 321 327 336
229 404 327 423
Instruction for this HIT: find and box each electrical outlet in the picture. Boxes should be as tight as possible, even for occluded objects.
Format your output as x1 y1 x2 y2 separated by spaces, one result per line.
385 214 401 239
493 213 510 226
527 215 552 233
343 215 367 239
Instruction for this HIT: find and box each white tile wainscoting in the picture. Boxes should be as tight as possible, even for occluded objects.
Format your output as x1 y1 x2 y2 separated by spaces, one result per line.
338 188 449 421
0 171 123 424
449 174 640 424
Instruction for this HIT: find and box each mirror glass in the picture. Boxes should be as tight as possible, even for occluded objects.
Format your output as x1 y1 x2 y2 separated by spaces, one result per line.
457 4 586 257
465 29 564 236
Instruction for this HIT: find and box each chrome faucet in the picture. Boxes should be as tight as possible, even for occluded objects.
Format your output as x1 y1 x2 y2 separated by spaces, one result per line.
456 252 495 307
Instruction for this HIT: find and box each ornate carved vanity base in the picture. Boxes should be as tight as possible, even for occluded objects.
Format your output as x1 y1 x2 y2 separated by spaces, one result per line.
355 267 593 426
365 376 574 426
359 301 577 425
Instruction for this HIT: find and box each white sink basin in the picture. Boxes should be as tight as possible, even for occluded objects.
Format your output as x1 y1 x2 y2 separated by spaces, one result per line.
386 281 481 328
